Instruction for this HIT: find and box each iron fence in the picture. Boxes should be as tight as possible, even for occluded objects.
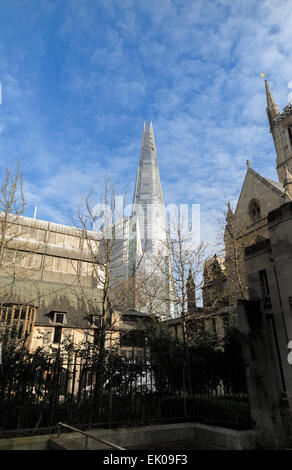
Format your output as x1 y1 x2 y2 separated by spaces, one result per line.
0 351 251 436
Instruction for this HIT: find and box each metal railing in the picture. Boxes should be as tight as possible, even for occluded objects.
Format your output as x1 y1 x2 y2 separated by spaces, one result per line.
57 422 125 450
0 353 251 434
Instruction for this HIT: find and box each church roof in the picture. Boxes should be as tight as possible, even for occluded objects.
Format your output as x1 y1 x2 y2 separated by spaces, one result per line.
273 103 292 124
235 167 284 216
261 175 284 193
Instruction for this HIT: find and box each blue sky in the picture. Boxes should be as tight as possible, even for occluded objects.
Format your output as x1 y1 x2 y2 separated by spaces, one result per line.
0 0 292 247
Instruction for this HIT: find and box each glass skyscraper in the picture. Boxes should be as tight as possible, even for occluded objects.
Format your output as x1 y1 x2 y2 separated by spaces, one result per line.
132 122 176 317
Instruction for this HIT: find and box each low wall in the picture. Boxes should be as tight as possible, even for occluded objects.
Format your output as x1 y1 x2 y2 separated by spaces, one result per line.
0 433 54 450
0 423 262 450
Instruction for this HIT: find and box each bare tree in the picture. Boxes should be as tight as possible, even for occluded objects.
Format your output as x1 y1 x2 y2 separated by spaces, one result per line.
168 223 207 338
132 271 170 317
0 164 26 270
0 164 29 344
0 165 97 351
137 216 209 393
71 179 152 416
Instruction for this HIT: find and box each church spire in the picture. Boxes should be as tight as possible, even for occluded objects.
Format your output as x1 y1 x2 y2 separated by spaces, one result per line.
226 202 234 224
265 79 279 131
265 79 277 110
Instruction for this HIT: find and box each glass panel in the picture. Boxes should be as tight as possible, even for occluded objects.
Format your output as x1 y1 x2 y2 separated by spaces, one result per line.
55 313 64 324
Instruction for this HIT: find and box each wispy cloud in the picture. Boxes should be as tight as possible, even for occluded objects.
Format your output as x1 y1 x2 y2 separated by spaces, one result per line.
0 0 292 247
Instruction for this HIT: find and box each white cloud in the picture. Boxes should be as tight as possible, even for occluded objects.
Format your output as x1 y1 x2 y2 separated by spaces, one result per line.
1 0 292 246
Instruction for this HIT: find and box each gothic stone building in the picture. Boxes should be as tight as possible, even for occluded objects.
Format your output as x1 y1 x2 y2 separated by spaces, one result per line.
243 200 292 408
223 80 292 307
238 199 292 444
197 80 292 341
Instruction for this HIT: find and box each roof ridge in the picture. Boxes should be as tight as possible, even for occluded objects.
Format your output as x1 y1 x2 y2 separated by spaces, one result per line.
249 167 284 193
261 174 284 191
235 167 284 216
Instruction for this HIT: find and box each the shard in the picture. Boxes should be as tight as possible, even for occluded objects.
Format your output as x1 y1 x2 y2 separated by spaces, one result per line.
132 122 175 317
133 122 168 266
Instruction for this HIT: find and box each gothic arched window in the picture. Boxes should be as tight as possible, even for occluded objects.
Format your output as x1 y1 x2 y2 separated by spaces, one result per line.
248 199 261 223
287 125 292 147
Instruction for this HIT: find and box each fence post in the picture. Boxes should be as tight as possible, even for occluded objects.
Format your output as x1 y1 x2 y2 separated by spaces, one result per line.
182 367 187 417
109 387 112 429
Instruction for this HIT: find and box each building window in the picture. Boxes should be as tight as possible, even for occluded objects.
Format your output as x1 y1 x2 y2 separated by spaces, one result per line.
55 313 64 324
288 125 292 147
248 199 261 223
258 269 271 309
53 326 62 344
0 304 36 340
50 312 66 343
51 311 66 324
120 331 145 348
91 315 102 328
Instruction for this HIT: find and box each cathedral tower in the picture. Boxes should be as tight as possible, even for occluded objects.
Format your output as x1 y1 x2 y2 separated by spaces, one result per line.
265 79 292 184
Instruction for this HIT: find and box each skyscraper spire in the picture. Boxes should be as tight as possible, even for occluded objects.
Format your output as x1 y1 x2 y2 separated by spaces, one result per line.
265 79 279 131
132 121 175 317
133 121 167 252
